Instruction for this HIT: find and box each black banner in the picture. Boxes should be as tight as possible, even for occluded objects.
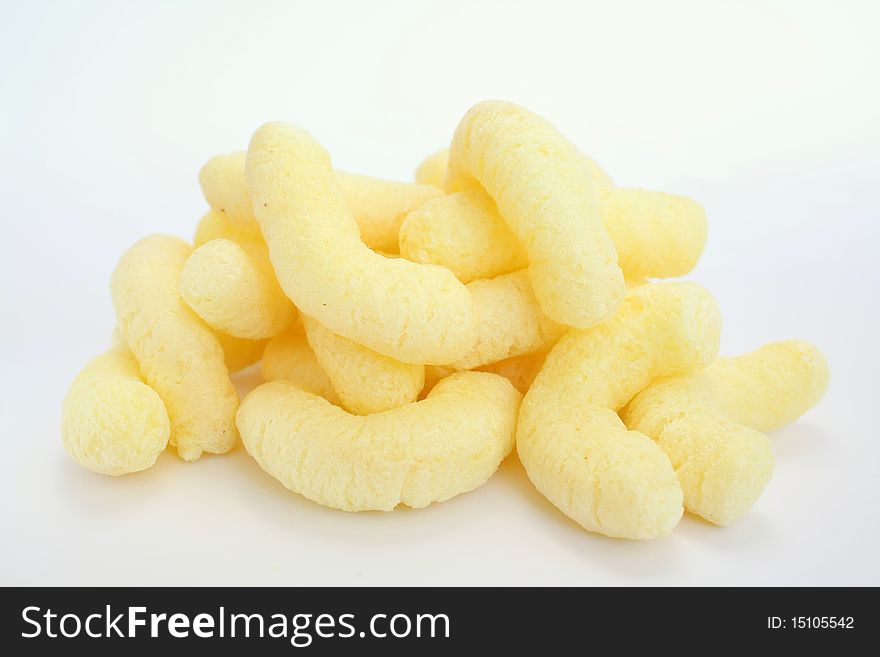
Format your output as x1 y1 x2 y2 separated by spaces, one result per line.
0 587 868 653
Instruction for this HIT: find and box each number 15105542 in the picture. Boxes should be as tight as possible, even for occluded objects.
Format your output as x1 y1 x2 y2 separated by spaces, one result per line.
768 617 854 630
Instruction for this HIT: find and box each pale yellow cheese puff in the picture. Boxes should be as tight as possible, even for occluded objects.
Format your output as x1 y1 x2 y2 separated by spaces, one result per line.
399 187 707 284
200 151 441 252
453 270 565 370
447 101 625 328
621 341 829 526
246 122 477 364
476 349 549 394
603 190 708 280
111 235 239 461
302 316 424 415
414 149 449 187
180 237 296 340
517 282 722 539
237 371 521 511
199 152 257 224
261 321 341 405
62 346 170 476
192 209 297 340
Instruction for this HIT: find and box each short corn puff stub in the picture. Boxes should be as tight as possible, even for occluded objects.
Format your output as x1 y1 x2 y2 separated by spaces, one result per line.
200 150 441 253
246 122 478 364
261 321 341 405
447 100 625 328
237 371 522 511
111 234 239 461
199 152 256 225
62 346 170 476
621 341 829 526
189 209 296 340
603 189 707 280
302 315 424 415
517 282 722 539
180 237 296 340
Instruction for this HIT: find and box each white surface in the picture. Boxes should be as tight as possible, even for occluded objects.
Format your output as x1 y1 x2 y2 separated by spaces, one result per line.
2 0 879 586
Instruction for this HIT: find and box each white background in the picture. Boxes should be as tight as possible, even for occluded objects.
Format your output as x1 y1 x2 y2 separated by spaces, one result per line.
2 0 878 586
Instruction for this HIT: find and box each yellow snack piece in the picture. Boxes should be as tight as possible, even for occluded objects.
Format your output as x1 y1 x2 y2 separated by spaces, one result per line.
191 210 296 338
414 149 449 187
399 187 707 284
111 235 239 461
603 189 708 280
199 152 257 224
517 282 722 539
200 151 441 252
62 346 170 476
477 349 548 394
621 341 829 526
246 122 477 364
237 371 522 511
302 316 424 415
453 270 565 370
262 321 341 405
447 100 624 328
180 237 296 340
